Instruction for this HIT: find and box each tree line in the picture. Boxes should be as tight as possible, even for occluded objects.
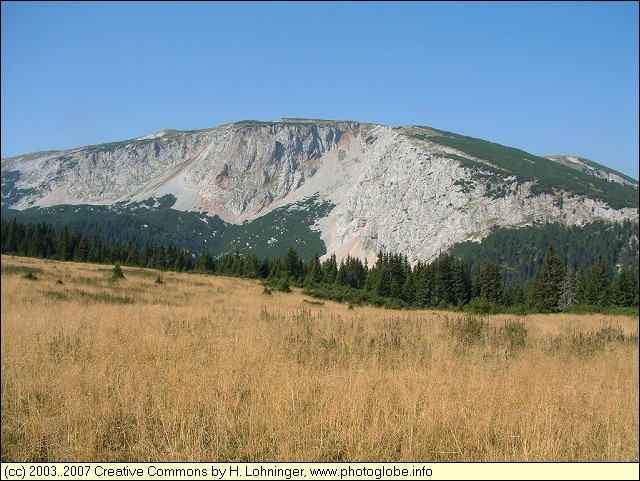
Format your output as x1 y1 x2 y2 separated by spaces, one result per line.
1 218 638 313
451 220 639 288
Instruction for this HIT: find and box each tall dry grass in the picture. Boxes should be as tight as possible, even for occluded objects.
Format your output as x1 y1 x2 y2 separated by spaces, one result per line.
1 254 638 462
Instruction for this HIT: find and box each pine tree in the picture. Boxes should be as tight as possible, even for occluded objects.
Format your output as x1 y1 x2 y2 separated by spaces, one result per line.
503 285 525 307
182 251 195 272
89 237 104 263
475 260 503 305
451 257 472 306
612 268 639 307
558 267 576 311
527 244 565 312
433 254 453 307
584 253 612 307
375 264 392 298
364 252 384 292
305 253 324 286
56 225 70 260
23 224 43 258
140 241 153 267
196 251 215 273
343 256 367 289
268 257 282 279
3 218 23 253
165 243 178 271
111 263 125 281
125 241 140 266
337 260 348 286
413 262 434 307
574 268 587 305
322 254 338 284
257 257 270 279
283 247 303 281
74 234 91 262
151 244 166 270
401 271 416 305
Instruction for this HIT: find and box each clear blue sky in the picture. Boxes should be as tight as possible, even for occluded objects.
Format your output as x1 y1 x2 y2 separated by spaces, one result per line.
2 1 638 179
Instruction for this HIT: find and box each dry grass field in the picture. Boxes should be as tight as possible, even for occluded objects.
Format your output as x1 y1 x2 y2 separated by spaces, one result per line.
1 254 638 462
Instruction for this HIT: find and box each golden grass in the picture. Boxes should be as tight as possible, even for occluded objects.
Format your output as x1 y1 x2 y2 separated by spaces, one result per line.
1 254 638 462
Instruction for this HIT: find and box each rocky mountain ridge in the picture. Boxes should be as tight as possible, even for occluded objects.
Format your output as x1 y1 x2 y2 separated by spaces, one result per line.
2 119 638 264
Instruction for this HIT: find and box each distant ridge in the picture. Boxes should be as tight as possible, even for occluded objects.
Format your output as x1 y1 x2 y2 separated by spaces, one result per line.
2 119 637 264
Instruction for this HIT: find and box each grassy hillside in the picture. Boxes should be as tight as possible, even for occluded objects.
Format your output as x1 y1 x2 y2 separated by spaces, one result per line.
2 255 638 462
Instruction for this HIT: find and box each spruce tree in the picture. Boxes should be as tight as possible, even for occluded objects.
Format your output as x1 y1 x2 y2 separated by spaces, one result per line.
574 268 587 305
3 218 23 253
475 260 503 305
527 244 565 312
196 251 215 273
401 271 416 305
74 234 90 262
322 254 338 284
283 247 303 281
558 267 576 311
584 253 612 307
433 254 453 307
337 260 348 286
56 225 71 261
305 253 324 286
111 263 125 280
451 258 472 306
612 268 639 307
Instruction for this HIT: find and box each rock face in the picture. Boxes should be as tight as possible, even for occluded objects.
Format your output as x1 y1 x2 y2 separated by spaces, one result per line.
2 119 638 263
545 154 637 186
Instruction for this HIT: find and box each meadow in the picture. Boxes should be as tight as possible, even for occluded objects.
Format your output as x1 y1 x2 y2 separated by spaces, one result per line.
1 254 638 462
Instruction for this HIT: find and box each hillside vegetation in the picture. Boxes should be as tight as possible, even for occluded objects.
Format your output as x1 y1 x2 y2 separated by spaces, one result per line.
3 218 638 315
414 126 639 209
2 255 638 462
0 194 331 260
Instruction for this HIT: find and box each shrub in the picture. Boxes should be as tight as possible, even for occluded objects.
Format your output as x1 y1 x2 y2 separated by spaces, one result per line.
275 277 291 293
450 315 486 345
465 298 500 314
496 319 528 350
111 264 125 281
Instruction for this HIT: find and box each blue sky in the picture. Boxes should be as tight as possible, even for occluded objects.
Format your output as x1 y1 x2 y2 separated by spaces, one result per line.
2 1 638 179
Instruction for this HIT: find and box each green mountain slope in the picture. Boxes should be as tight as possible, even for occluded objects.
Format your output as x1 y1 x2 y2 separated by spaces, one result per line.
0 194 332 260
402 126 638 209
450 220 639 286
210 195 333 260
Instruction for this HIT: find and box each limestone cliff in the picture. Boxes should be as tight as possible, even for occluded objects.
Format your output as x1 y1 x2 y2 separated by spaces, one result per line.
2 119 637 263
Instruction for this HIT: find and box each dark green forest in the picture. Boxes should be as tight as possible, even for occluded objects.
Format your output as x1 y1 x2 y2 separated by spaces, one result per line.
0 194 332 261
2 217 638 314
450 220 639 286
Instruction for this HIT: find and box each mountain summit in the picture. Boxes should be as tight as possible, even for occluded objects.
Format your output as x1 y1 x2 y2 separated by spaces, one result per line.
2 119 638 263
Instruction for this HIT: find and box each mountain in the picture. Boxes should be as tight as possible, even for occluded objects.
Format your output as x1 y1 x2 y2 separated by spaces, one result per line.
2 119 638 264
